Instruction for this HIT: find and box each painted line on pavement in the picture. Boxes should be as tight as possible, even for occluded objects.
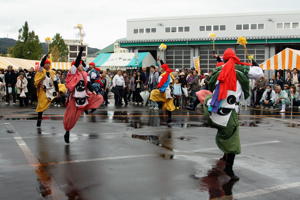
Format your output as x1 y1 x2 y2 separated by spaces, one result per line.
210 182 300 200
42 154 158 166
4 123 66 200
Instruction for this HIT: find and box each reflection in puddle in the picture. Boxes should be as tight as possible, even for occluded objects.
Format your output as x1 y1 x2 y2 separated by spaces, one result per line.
132 131 174 153
199 160 237 199
287 123 300 128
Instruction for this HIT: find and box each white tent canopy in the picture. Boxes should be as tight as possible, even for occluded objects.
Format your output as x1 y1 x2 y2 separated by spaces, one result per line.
260 48 300 70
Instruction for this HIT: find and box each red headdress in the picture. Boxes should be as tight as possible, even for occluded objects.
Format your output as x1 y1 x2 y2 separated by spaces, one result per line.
71 61 82 66
89 62 95 67
157 63 173 89
217 48 252 101
45 59 51 64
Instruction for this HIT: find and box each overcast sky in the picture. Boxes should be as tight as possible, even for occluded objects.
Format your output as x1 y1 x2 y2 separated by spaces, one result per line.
1 0 299 49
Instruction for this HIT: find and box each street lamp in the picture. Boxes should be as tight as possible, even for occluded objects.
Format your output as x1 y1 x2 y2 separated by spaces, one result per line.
45 37 52 53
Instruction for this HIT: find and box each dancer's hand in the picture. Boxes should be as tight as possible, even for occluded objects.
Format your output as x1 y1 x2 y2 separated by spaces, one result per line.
93 91 97 96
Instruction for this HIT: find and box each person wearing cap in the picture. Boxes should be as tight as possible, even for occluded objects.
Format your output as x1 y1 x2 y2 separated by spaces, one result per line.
4 65 17 106
86 62 101 94
34 54 59 127
63 46 104 143
150 58 175 124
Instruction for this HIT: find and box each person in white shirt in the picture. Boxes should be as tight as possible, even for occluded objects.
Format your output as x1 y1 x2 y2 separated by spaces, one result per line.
112 70 125 105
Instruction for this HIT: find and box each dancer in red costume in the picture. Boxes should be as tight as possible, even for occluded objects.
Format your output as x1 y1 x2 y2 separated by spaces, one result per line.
63 46 104 143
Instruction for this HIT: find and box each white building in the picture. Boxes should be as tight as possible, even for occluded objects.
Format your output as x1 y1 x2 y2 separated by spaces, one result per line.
64 39 88 62
120 10 300 77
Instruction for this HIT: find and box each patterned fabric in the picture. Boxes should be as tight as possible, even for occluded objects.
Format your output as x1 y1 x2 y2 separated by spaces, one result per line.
43 72 57 101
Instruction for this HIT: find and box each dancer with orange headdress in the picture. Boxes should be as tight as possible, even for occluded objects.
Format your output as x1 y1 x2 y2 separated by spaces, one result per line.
150 57 175 124
35 54 59 127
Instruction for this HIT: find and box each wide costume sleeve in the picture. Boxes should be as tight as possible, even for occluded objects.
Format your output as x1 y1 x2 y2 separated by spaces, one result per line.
34 54 48 87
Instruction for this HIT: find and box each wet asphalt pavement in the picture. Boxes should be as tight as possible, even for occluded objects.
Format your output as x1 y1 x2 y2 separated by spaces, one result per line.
0 101 300 200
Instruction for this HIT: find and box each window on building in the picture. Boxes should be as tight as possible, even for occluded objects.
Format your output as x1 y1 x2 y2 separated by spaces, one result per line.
243 24 249 30
199 46 227 73
171 27 177 32
133 29 138 34
199 26 205 31
82 53 86 57
70 52 77 58
258 24 264 29
151 28 156 33
292 22 299 29
284 23 290 29
235 45 265 63
251 24 257 30
213 25 219 31
277 23 283 29
165 27 170 32
139 28 144 33
184 26 190 32
82 46 86 51
206 25 212 31
145 28 150 33
236 24 242 30
70 46 77 51
178 27 183 32
166 47 191 69
220 25 226 31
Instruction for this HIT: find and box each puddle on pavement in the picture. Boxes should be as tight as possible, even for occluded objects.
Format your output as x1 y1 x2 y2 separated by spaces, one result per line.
286 123 300 128
132 132 175 157
197 159 237 199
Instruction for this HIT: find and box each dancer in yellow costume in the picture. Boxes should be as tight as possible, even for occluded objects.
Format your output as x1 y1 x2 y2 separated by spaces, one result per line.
150 58 175 124
35 54 59 127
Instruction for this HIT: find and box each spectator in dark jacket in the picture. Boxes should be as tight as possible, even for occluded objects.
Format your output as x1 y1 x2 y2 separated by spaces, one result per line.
27 67 36 105
4 65 17 105
134 71 144 105
141 66 149 84
285 72 292 88
255 76 268 107
275 71 284 89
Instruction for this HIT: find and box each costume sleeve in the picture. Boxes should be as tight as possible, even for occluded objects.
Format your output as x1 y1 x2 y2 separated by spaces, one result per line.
82 60 89 71
216 56 222 63
70 65 77 74
40 54 48 67
54 81 59 92
247 67 264 80
87 81 94 92
74 47 83 68
251 59 259 67
34 71 46 87
160 60 164 65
